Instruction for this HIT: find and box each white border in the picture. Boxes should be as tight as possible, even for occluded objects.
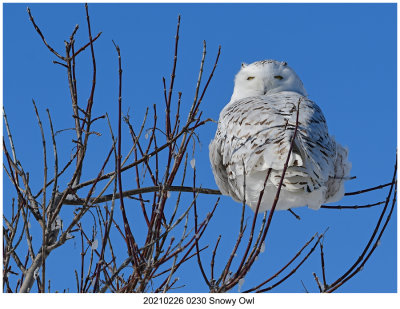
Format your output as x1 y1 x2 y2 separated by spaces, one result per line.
1 1 398 308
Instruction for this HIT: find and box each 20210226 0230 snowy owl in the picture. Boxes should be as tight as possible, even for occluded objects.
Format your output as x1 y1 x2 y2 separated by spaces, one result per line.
209 60 351 212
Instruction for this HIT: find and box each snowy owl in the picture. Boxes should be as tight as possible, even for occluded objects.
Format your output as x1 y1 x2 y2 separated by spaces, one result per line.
209 60 351 212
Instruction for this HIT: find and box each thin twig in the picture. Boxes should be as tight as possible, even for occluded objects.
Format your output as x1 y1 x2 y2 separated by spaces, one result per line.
243 232 318 293
344 182 394 196
27 7 65 60
72 32 102 58
319 239 328 290
321 201 385 209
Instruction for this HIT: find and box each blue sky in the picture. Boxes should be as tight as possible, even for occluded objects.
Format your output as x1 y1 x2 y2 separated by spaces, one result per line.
3 3 397 293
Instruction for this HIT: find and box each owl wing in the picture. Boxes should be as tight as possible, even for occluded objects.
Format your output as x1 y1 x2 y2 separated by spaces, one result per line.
210 92 337 194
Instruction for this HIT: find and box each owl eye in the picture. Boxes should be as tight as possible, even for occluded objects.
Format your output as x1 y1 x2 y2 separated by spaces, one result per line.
247 76 255 80
274 75 284 80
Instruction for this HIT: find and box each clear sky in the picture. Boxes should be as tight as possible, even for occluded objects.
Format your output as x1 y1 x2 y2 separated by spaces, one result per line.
3 3 397 293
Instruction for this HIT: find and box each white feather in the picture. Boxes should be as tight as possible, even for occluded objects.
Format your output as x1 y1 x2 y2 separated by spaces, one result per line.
209 60 351 212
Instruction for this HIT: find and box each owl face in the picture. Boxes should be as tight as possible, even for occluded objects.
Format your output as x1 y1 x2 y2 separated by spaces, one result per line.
230 60 307 102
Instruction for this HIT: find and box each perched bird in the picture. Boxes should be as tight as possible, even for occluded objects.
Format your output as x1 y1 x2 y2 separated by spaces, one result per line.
209 60 351 212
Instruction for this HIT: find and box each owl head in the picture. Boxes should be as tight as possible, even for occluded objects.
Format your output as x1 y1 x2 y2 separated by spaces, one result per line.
230 60 308 102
